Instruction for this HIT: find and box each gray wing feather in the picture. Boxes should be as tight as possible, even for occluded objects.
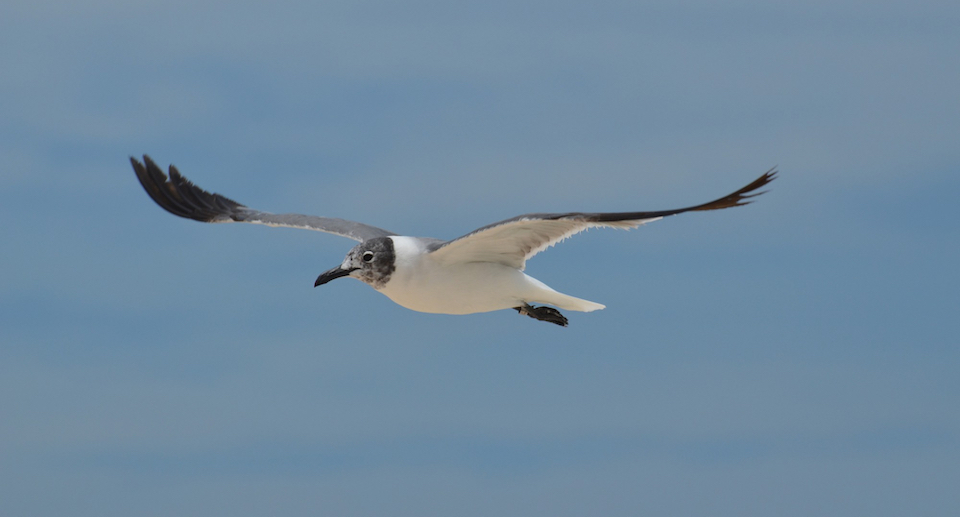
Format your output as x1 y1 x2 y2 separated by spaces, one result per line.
429 168 776 269
131 155 397 242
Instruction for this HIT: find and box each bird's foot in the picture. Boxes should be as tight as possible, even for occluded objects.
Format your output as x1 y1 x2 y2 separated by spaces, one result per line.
514 304 569 327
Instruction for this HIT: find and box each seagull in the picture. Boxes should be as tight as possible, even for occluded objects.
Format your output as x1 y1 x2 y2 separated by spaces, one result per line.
131 155 775 326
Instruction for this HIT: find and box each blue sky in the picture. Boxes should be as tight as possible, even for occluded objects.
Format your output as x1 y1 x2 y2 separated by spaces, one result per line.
1 0 958 515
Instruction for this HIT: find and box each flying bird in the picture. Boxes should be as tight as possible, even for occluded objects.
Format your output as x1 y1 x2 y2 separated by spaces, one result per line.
131 155 775 326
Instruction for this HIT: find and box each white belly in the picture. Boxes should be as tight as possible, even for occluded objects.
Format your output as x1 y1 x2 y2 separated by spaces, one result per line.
374 236 605 315
378 260 532 314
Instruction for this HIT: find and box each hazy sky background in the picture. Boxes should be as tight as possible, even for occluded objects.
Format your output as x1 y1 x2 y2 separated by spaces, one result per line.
1 0 958 515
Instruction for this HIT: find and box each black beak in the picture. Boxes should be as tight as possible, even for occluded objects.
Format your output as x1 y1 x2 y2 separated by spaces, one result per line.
314 266 356 287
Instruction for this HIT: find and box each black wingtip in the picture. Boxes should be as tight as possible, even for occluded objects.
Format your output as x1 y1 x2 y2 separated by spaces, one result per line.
130 154 247 223
687 166 777 212
580 166 778 223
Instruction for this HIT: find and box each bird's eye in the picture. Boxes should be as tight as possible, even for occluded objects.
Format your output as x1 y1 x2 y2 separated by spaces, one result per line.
362 251 375 263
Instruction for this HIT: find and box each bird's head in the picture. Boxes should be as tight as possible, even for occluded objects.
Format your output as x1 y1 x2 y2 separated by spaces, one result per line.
314 237 396 289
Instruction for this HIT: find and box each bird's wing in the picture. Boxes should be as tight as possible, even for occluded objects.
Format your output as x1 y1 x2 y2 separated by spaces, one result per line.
131 155 397 242
428 168 776 269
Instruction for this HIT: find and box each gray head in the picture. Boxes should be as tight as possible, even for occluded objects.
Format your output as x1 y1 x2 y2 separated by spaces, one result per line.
314 237 396 289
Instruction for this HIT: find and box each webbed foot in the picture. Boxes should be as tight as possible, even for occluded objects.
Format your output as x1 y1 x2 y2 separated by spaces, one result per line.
514 304 569 327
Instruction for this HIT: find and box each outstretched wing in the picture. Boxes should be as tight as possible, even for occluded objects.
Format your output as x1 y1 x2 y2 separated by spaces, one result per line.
131 155 397 242
428 168 776 269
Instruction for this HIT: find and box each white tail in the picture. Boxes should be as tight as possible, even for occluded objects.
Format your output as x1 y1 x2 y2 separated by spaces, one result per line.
522 274 606 312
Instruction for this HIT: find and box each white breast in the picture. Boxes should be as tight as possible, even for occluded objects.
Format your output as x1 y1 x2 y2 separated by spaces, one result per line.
376 237 522 314
377 236 604 315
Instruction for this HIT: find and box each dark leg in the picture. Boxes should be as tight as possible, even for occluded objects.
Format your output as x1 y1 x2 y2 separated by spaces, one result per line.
514 303 569 327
